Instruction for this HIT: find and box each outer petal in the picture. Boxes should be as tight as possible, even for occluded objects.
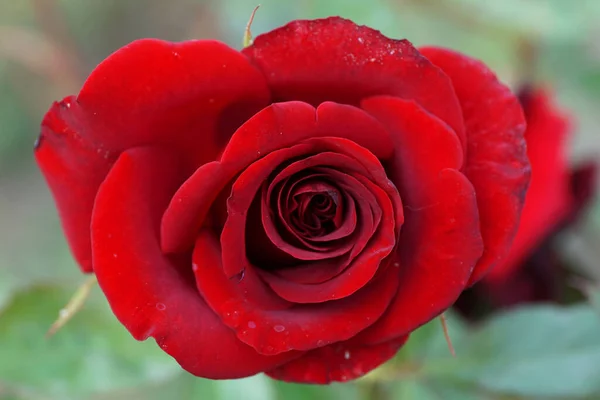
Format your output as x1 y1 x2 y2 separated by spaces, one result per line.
266 336 409 384
419 47 530 285
35 101 114 272
357 97 483 343
36 38 270 272
78 39 270 162
243 17 467 152
91 147 299 378
486 89 572 282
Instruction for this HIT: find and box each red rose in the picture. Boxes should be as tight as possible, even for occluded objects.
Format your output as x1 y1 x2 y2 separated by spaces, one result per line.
458 88 597 310
35 18 529 383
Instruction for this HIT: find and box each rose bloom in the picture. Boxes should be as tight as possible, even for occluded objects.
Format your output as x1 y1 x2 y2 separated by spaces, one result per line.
35 18 530 383
456 87 597 315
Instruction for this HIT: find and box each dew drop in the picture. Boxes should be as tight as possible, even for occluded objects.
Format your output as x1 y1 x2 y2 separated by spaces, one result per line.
248 321 257 329
393 262 400 267
231 268 245 282
156 303 166 311
33 135 43 150
344 350 351 360
192 263 198 272
59 309 69 318
112 253 118 258
316 340 325 346
357 37 364 44
273 325 285 333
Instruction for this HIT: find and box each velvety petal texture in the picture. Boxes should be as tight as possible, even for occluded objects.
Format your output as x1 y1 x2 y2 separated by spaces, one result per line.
35 39 270 272
455 88 597 319
485 88 574 282
36 17 530 384
419 47 530 285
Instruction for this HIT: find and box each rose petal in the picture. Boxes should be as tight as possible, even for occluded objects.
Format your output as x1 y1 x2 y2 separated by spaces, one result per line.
276 177 356 244
78 39 270 163
243 17 466 152
419 47 530 285
36 39 269 272
357 97 483 343
486 89 572 282
267 258 349 285
266 336 409 384
162 101 394 253
91 147 299 378
34 100 114 272
261 171 397 304
261 154 379 260
194 229 399 355
161 101 317 254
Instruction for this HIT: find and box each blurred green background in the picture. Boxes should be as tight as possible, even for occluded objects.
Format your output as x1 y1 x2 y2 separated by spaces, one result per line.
0 1 599 399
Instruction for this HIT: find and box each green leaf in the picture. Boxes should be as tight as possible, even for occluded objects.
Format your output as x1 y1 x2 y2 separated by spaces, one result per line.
427 305 600 398
581 283 600 314
272 380 359 400
0 286 180 399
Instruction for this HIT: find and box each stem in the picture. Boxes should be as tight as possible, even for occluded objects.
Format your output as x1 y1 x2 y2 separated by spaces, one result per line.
46 275 97 338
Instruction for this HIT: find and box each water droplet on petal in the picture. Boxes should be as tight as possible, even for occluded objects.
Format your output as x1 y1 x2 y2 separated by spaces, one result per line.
273 325 285 333
192 263 198 272
316 340 325 346
344 350 351 360
231 269 245 282
34 135 43 150
156 303 166 311
248 321 256 329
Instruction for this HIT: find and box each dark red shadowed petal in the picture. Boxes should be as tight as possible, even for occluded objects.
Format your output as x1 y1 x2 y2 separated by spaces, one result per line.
486 89 571 282
262 171 397 304
193 229 400 355
91 147 299 378
36 39 270 272
357 97 483 343
35 99 115 272
243 17 466 153
266 335 409 384
221 135 401 304
273 176 356 247
161 101 394 254
420 47 530 285
568 162 597 222
260 153 379 260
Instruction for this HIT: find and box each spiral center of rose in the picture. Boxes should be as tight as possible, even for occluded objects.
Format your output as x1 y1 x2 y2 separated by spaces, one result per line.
288 181 342 238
